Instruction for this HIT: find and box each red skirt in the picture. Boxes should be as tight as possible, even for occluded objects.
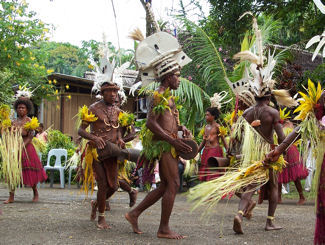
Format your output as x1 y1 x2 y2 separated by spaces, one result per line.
22 143 47 187
278 145 308 184
314 154 325 245
199 146 223 181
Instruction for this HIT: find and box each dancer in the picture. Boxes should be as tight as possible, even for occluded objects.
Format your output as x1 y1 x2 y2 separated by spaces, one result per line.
187 13 297 235
277 108 308 205
4 89 47 204
125 11 193 238
78 45 125 229
266 82 324 244
198 92 229 181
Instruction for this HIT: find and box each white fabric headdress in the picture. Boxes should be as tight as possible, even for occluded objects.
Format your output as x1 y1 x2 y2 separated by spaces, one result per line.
130 3 191 86
225 68 256 107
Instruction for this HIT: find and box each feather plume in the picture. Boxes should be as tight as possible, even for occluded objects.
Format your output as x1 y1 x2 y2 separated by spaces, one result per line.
234 51 260 64
272 89 298 108
128 28 145 42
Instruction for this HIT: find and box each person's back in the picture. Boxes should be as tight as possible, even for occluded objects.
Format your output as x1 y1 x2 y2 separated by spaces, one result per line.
243 103 281 145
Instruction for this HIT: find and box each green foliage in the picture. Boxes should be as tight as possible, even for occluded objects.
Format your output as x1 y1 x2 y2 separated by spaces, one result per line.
0 69 15 104
0 0 55 104
34 41 90 77
302 63 325 89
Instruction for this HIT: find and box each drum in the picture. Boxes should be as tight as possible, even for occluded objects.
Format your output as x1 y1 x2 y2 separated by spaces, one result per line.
178 138 198 160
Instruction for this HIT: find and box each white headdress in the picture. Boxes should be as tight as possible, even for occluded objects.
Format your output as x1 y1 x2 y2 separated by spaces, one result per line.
233 13 297 107
14 85 33 100
130 2 191 86
90 39 131 105
210 91 232 109
306 0 325 61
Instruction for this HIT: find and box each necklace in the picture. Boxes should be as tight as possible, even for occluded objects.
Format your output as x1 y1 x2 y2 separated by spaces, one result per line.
100 103 119 130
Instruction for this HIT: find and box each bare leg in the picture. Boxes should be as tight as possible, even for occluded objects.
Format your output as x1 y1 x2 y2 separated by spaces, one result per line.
3 192 14 204
243 199 256 220
278 184 282 204
119 179 138 207
125 183 165 234
93 161 110 229
233 189 255 234
90 200 97 221
105 200 111 211
157 153 184 239
32 185 39 202
294 180 305 205
265 170 282 231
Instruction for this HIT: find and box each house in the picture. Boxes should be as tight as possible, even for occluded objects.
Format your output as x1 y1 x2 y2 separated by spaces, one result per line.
41 70 147 140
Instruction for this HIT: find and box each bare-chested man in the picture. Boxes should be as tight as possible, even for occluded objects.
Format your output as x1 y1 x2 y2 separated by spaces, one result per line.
233 95 285 234
198 107 228 181
78 82 125 229
125 68 192 239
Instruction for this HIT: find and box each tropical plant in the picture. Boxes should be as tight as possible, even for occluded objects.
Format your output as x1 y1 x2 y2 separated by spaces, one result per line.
0 0 55 104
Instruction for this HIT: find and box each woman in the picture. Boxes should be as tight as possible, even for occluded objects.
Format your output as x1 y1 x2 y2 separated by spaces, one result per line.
198 107 228 181
4 97 47 204
278 119 308 205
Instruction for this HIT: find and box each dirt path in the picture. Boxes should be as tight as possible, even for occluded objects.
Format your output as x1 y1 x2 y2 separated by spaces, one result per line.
0 184 315 245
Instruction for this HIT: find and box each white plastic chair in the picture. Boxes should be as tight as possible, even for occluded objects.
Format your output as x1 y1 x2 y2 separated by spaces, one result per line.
44 149 67 188
68 165 77 188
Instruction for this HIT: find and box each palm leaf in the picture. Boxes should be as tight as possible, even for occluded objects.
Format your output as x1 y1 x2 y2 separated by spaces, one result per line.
181 18 229 91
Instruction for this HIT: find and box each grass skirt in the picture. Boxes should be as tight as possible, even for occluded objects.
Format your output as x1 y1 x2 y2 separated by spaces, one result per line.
22 143 47 187
278 145 308 184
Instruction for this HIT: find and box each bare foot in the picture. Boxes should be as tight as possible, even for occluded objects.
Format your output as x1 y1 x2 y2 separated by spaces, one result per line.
3 193 14 204
97 216 111 229
90 200 97 221
297 198 305 205
32 194 39 202
129 189 138 207
157 229 185 239
233 215 244 234
265 220 282 231
3 199 14 204
243 200 256 220
125 212 143 234
105 200 111 211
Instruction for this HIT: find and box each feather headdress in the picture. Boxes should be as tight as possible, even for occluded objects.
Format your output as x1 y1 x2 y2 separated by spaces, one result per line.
210 91 232 109
14 85 33 100
129 2 191 86
234 13 297 107
90 39 135 105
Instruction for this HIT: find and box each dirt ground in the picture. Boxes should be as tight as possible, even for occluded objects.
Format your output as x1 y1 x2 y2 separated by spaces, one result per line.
0 183 315 245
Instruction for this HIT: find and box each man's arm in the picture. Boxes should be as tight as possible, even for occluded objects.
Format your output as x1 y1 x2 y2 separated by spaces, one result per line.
265 127 301 162
122 125 136 143
78 121 105 149
146 109 191 153
273 110 285 144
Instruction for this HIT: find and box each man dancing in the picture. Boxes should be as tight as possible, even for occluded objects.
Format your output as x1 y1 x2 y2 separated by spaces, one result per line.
78 64 125 229
125 28 193 239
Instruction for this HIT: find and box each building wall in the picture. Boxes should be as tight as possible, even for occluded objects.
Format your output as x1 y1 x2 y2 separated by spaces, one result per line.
43 93 96 141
